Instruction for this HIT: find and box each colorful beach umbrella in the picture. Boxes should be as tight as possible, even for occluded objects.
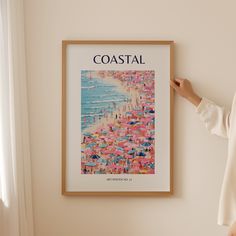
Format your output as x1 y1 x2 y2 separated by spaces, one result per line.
90 154 101 159
114 150 123 156
128 121 137 125
84 149 93 155
124 154 133 159
99 143 108 148
149 163 155 169
87 142 96 148
116 155 124 160
85 162 96 167
137 152 146 157
98 158 107 164
128 150 136 155
142 142 151 147
108 164 123 170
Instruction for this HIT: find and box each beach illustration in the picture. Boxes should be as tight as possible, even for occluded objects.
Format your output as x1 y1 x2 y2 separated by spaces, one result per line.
81 70 155 174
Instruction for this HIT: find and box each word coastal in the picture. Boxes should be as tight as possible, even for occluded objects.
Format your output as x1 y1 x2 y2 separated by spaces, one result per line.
93 55 145 64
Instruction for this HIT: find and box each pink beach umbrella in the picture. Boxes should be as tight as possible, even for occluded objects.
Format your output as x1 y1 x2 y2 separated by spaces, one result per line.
84 149 93 156
108 164 119 170
132 166 141 173
124 154 133 159
117 142 126 148
103 149 111 155
124 146 131 152
136 158 150 164
114 150 123 156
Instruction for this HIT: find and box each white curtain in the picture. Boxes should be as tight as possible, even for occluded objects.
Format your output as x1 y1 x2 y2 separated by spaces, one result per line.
0 0 34 235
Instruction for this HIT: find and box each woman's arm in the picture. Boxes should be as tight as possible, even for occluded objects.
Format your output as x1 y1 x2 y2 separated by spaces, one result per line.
170 78 202 106
170 77 230 138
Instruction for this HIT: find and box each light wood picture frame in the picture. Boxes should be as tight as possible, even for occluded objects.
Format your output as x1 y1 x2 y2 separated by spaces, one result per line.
62 40 174 196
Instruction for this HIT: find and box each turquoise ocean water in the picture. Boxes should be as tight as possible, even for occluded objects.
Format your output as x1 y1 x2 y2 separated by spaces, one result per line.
81 71 130 132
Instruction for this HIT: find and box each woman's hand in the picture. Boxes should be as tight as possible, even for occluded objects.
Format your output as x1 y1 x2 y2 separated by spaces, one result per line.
170 77 202 107
229 221 236 236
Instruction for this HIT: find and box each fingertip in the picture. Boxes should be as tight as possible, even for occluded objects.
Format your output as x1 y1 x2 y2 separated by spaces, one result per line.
170 80 178 90
175 77 184 83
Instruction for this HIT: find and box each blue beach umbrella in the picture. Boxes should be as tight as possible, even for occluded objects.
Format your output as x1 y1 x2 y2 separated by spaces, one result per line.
128 121 136 125
149 163 155 169
99 143 108 148
137 152 146 157
83 132 92 136
98 158 107 164
116 155 124 160
142 142 151 147
128 150 136 155
90 154 101 159
85 162 96 167
87 142 96 148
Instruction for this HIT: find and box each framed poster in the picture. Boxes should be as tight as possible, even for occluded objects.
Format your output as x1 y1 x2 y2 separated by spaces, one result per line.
62 40 174 195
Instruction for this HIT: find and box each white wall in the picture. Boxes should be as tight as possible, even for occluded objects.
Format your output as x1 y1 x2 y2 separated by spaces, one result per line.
24 0 236 235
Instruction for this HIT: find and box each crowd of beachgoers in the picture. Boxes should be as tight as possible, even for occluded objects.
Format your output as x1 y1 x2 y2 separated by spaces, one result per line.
81 70 155 174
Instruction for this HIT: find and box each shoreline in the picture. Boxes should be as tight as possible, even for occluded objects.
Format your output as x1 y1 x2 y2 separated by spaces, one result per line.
81 71 139 137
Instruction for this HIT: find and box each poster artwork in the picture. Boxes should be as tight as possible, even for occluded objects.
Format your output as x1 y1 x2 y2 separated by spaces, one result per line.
81 70 155 175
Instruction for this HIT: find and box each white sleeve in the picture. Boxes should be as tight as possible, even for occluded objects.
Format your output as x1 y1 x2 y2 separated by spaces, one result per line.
196 97 231 138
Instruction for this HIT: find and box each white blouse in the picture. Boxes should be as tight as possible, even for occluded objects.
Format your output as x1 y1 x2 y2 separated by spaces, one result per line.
196 95 236 226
